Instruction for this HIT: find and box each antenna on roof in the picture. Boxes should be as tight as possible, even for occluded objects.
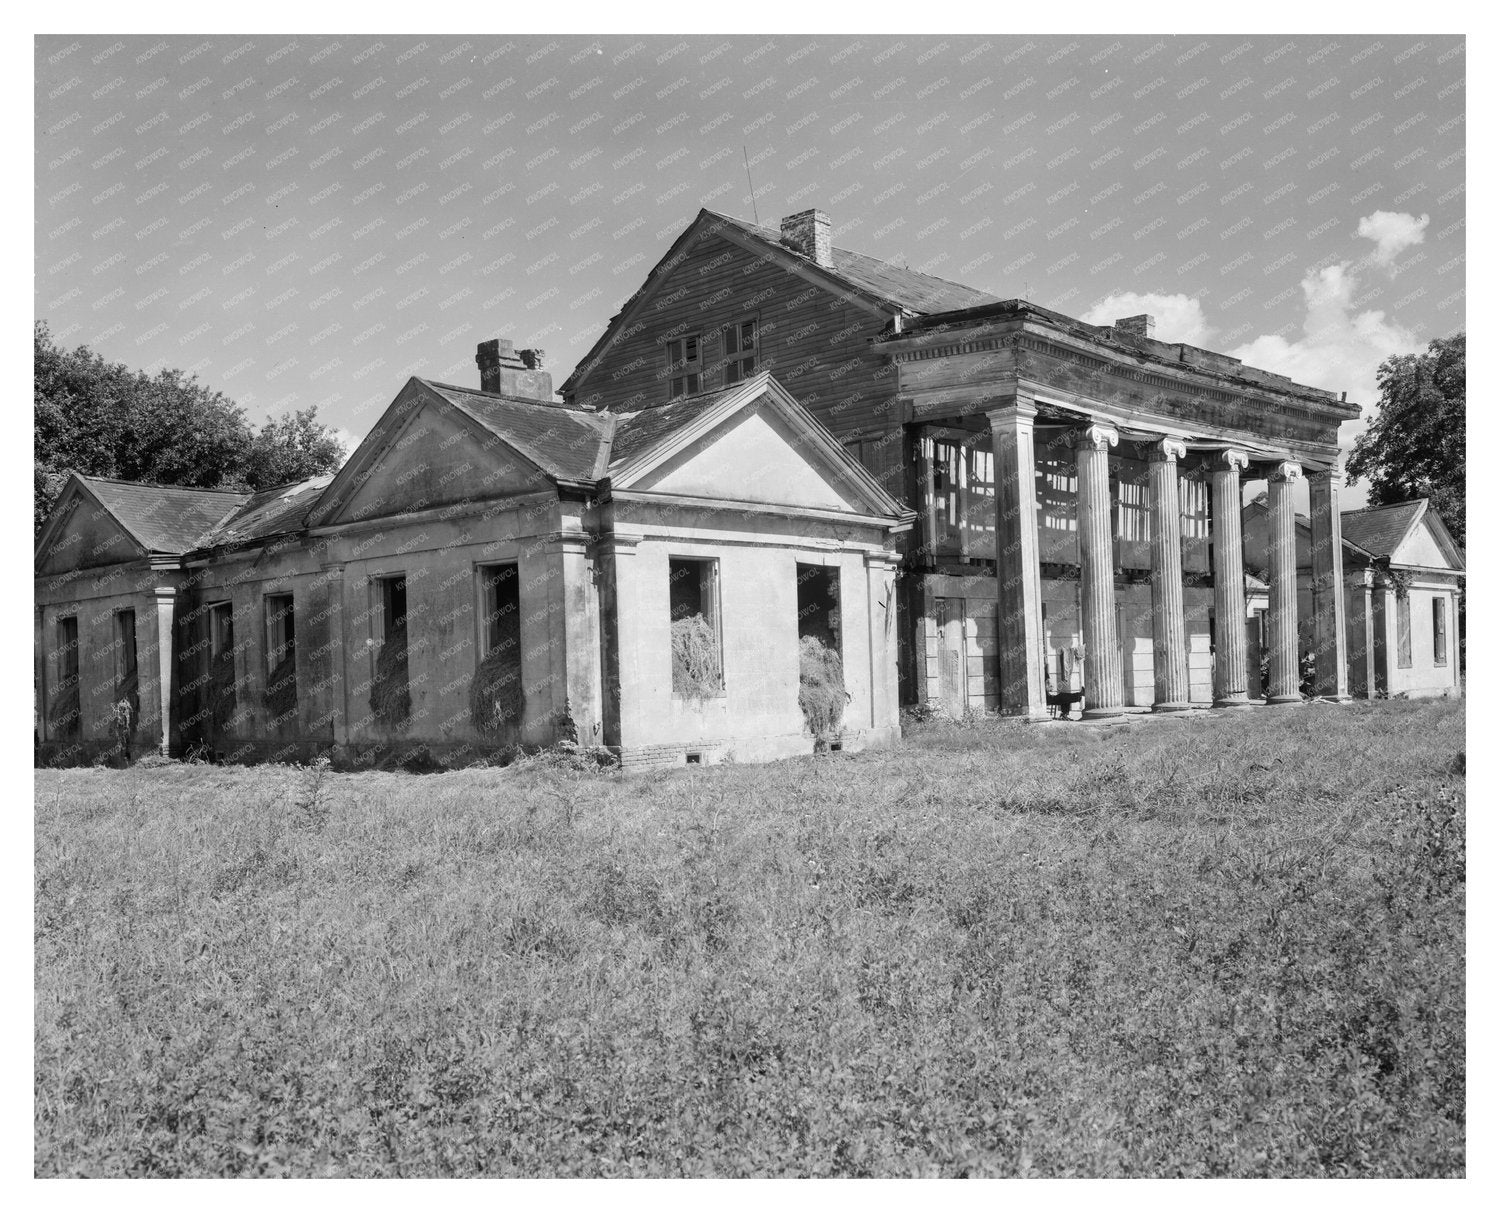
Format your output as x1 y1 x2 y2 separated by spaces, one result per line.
743 146 760 226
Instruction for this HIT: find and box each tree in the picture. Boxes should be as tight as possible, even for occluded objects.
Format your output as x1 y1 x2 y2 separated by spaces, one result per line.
1346 332 1465 547
34 322 346 528
241 407 347 492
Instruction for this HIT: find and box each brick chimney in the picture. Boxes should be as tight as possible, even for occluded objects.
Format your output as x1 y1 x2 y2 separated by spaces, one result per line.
780 209 832 267
476 337 553 401
1114 314 1157 340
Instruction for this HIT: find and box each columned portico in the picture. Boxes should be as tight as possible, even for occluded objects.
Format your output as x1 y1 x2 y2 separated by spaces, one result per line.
987 398 1048 719
1148 438 1192 711
1074 422 1123 717
1210 449 1252 707
1307 467 1352 701
1265 461 1303 704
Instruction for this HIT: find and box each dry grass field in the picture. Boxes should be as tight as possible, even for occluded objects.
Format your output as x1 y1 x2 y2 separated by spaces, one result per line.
35 698 1464 1177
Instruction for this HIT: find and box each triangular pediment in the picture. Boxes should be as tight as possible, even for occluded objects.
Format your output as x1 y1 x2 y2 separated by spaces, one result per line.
308 380 557 527
34 478 147 575
1394 509 1465 573
612 376 905 520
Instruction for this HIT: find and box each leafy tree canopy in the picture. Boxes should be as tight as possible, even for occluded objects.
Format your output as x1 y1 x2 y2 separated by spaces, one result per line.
34 322 347 530
1346 332 1465 548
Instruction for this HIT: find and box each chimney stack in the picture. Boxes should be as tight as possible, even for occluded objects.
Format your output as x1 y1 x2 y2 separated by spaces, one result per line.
1114 314 1157 340
476 337 553 402
780 209 833 268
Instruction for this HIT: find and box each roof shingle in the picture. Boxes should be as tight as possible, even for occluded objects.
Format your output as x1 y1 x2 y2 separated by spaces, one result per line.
83 479 248 554
1339 501 1427 560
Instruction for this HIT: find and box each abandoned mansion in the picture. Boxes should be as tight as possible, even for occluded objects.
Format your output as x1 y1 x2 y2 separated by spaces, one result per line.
34 207 1464 769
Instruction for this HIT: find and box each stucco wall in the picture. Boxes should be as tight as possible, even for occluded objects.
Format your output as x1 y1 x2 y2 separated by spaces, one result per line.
607 506 900 768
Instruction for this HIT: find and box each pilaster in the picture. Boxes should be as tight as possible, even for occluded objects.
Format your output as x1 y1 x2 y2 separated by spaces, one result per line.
1307 467 1352 701
152 586 177 755
986 398 1048 720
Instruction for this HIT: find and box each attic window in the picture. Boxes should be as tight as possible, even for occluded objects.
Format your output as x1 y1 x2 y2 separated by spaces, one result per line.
723 318 757 385
665 334 701 398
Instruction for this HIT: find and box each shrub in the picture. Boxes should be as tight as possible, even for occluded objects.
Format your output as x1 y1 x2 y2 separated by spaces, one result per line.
470 647 525 738
370 629 410 731
672 615 721 698
798 634 845 746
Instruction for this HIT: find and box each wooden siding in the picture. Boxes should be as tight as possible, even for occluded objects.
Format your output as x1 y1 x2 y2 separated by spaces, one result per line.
563 230 904 493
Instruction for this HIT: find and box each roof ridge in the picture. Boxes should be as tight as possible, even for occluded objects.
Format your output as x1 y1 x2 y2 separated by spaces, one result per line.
420 377 586 412
78 472 248 495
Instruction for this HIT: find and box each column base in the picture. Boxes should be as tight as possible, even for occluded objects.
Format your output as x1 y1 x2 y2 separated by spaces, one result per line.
1150 701 1196 713
1265 694 1304 706
1212 694 1255 709
1082 706 1126 719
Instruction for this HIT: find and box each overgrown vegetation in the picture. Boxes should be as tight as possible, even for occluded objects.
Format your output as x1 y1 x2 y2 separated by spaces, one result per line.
671 615 720 699
264 654 297 732
798 634 846 747
370 630 411 731
35 699 1463 1176
469 647 525 738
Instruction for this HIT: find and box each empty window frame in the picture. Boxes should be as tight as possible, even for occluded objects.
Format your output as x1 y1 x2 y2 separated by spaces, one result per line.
208 602 235 660
475 563 524 733
796 563 842 653
1433 596 1448 666
264 594 297 724
371 574 411 728
114 608 139 718
1396 594 1413 669
53 615 81 738
665 333 702 398
668 556 722 694
722 318 757 385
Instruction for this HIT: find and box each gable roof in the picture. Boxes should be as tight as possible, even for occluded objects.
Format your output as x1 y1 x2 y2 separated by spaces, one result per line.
1338 500 1428 560
606 371 909 521
1341 499 1465 571
703 210 1002 315
560 207 1001 397
419 380 614 482
72 477 248 555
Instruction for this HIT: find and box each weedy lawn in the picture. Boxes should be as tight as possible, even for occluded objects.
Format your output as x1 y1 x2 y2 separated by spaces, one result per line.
35 698 1464 1176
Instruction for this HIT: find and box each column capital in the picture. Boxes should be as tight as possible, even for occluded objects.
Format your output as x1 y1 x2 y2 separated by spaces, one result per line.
152 585 178 602
1148 436 1189 463
985 396 1038 426
1269 460 1303 483
1305 465 1342 487
1215 448 1251 473
1070 422 1119 451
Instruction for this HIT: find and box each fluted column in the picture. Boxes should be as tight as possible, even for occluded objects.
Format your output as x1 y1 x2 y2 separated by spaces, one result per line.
1266 460 1303 704
1307 467 1352 701
1148 438 1192 711
987 398 1048 720
1074 422 1123 718
1210 449 1252 707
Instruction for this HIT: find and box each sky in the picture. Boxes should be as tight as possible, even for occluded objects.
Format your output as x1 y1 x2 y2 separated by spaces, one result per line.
35 33 1465 500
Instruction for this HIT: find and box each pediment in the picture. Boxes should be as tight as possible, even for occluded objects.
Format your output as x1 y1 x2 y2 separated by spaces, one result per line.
34 482 145 575
309 381 555 527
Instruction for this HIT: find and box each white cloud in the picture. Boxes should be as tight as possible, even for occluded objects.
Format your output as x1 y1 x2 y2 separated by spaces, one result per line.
1229 261 1422 465
1080 291 1215 346
1356 209 1430 272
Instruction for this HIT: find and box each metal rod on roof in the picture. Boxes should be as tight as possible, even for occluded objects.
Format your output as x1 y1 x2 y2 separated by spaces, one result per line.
743 146 759 226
